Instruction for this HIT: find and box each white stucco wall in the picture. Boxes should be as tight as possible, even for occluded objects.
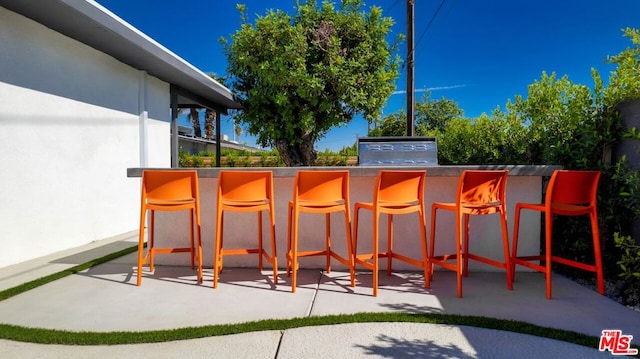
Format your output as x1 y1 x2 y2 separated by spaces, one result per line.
0 7 170 267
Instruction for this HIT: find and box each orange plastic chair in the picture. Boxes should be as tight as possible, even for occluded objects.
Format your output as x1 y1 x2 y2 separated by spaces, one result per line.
287 170 355 293
214 170 278 288
352 170 429 296
429 170 512 298
137 170 203 286
511 170 604 299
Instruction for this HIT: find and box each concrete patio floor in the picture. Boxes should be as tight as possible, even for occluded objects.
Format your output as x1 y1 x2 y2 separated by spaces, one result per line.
0 232 637 358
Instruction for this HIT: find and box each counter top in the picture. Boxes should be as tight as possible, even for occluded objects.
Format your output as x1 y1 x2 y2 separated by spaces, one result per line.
127 165 561 178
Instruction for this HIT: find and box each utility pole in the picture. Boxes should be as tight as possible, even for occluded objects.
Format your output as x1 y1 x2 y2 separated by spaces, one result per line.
406 0 415 136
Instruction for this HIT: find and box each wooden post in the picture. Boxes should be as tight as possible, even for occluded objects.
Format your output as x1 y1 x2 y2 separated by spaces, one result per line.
406 0 415 136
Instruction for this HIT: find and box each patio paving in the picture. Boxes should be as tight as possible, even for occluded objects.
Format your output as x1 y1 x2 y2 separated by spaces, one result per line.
0 233 637 358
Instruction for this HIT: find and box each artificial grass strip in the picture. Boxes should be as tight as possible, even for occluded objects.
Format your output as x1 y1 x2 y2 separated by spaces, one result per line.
0 245 138 302
0 312 613 350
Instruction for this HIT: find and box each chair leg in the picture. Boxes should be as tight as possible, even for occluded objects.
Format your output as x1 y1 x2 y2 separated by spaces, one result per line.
213 210 223 289
591 209 605 295
352 206 360 279
387 214 393 276
419 209 430 288
195 222 203 284
500 209 513 290
136 208 147 286
149 210 155 272
510 205 522 285
429 207 438 283
192 204 203 284
189 209 195 270
325 213 331 273
544 212 553 299
456 212 463 298
343 209 355 287
372 212 379 297
257 211 264 271
463 214 470 278
291 208 299 293
286 203 293 277
269 207 278 285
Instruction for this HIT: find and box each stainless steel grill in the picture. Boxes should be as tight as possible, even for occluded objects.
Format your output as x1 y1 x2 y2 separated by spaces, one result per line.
357 137 438 166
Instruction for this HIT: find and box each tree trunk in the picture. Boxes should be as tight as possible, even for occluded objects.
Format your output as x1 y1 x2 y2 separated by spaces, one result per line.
204 109 215 140
234 123 242 141
275 137 317 166
190 108 201 138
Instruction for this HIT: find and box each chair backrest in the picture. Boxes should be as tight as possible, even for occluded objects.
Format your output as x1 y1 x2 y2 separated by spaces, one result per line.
142 170 198 202
218 170 273 202
546 170 600 206
294 170 349 203
457 170 508 206
374 170 426 204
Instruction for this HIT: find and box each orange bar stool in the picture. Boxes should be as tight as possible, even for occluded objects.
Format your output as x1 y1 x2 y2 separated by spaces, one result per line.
353 170 429 296
429 170 512 298
511 170 604 299
214 170 278 288
287 170 355 293
137 170 203 286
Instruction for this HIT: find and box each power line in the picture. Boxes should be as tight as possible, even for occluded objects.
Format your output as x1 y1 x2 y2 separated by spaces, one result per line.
388 0 404 12
407 0 447 61
416 0 447 46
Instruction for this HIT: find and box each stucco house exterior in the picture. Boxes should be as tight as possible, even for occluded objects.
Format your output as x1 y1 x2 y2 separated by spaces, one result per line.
0 0 241 268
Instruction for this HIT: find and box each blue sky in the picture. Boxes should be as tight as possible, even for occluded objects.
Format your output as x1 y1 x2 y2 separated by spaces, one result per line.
96 0 640 151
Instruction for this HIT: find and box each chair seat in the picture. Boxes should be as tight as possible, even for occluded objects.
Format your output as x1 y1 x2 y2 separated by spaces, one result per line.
146 198 195 207
214 171 278 288
429 170 512 298
353 170 428 297
511 170 603 299
295 199 345 207
435 201 502 215
551 202 592 215
137 170 203 286
221 199 270 208
287 170 354 293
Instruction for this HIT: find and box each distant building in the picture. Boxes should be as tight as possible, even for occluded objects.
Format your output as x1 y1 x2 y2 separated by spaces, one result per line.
0 0 242 267
177 126 265 154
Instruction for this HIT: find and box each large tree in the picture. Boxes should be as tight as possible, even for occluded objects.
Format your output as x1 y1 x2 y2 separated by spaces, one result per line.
221 0 401 166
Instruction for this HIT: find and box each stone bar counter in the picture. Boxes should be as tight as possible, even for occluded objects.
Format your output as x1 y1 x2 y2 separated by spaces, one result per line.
127 165 559 271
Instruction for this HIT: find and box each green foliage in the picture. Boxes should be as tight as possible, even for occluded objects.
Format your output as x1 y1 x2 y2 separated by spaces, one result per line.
178 149 205 167
368 94 464 137
605 28 640 107
436 113 527 165
338 142 358 156
224 152 237 167
221 0 401 166
506 72 601 168
415 93 464 133
315 148 356 166
368 112 409 137
614 233 640 306
220 148 253 157
198 150 215 157
599 157 640 237
258 151 285 167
